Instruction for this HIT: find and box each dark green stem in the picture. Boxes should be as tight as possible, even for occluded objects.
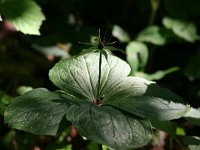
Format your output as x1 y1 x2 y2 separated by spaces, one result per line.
97 50 102 100
149 0 160 25
99 144 103 150
173 137 187 150
169 136 173 150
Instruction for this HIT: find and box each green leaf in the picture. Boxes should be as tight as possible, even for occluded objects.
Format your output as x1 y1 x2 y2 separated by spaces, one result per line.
50 52 187 121
126 41 148 73
189 145 200 150
183 136 200 145
163 17 199 42
104 77 188 121
17 86 33 95
0 90 12 115
49 52 131 101
178 136 200 150
87 142 100 150
136 26 167 45
102 145 113 150
0 0 45 35
112 25 130 43
66 102 152 150
151 120 177 136
4 88 71 135
176 127 186 136
57 145 72 150
0 91 12 105
184 107 200 126
32 44 71 59
5 51 188 149
135 67 179 80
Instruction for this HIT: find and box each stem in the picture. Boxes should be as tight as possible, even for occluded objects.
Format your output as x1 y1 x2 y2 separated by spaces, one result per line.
99 144 103 150
169 136 173 150
149 0 160 25
12 139 18 150
97 50 102 100
173 136 187 150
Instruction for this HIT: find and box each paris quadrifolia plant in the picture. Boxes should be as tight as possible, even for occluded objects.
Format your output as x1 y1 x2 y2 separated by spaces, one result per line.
4 32 190 150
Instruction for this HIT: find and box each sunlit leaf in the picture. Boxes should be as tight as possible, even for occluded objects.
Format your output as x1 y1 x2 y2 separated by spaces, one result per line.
104 77 188 121
135 67 179 80
112 25 130 43
0 0 45 35
189 145 200 150
126 41 148 73
184 107 200 126
136 26 167 45
17 86 33 95
49 52 131 101
102 145 113 150
57 145 72 150
49 52 187 121
163 17 199 42
176 127 186 136
5 51 188 149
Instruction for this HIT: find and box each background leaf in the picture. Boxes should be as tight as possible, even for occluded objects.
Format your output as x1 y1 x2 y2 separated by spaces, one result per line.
66 102 152 150
32 43 71 59
126 41 148 73
136 26 167 45
17 86 33 95
4 88 71 135
112 25 130 43
163 17 199 42
135 67 179 81
0 0 45 35
0 90 12 115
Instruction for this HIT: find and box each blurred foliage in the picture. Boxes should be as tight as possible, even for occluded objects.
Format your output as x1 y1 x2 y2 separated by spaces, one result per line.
0 0 45 35
1 0 200 149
